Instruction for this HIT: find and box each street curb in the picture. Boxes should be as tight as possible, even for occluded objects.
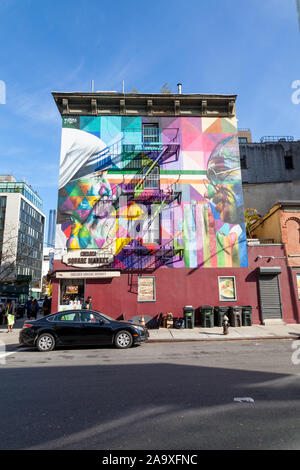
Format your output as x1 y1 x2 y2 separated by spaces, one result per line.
147 336 297 343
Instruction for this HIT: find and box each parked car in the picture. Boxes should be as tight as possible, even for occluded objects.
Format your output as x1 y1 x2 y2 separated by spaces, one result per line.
19 309 149 351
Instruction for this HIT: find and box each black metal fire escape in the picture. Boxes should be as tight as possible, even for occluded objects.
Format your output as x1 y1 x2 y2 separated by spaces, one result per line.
92 126 183 270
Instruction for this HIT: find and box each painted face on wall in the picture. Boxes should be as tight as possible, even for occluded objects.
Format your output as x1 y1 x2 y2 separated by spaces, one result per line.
58 173 115 250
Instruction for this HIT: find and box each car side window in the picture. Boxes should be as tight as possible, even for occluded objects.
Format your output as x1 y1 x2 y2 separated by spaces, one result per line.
47 314 57 322
56 313 80 322
79 311 102 323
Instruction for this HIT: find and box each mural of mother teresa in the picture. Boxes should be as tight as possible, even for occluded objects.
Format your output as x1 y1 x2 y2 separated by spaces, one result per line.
56 128 117 251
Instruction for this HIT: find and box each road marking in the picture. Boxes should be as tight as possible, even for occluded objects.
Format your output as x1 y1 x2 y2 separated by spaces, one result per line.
0 347 29 358
0 351 17 359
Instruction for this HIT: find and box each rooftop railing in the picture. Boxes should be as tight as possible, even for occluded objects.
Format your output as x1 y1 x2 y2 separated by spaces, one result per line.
260 136 294 143
0 182 42 211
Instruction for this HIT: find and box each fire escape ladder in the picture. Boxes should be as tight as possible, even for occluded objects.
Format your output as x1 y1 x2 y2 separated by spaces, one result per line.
140 198 168 238
134 147 168 191
95 136 124 171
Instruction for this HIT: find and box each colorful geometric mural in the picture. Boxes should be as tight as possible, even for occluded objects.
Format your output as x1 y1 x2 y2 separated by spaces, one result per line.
55 116 248 268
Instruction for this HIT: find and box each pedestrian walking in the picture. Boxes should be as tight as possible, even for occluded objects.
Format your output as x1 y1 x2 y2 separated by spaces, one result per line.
42 295 51 316
5 300 15 333
31 299 39 320
25 296 33 319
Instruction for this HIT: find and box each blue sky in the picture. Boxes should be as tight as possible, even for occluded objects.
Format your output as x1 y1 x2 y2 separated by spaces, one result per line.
0 0 299 233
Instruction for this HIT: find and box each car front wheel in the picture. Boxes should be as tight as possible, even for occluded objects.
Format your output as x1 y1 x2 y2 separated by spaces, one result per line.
36 333 55 352
114 330 133 349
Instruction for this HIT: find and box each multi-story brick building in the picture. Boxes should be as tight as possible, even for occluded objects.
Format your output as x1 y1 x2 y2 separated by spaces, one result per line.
50 90 300 325
51 90 247 321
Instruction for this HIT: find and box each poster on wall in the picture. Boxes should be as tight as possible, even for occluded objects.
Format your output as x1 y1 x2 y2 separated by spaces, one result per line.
218 276 236 302
297 274 300 299
66 285 79 294
138 276 156 302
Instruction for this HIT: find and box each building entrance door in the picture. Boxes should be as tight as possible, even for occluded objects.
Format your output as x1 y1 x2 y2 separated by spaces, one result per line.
258 269 283 321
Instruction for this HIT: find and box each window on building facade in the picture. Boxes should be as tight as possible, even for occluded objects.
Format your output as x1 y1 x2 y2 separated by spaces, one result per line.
142 208 161 244
238 137 248 144
125 204 160 244
240 155 247 169
142 124 159 144
143 165 160 189
59 278 85 306
285 155 294 169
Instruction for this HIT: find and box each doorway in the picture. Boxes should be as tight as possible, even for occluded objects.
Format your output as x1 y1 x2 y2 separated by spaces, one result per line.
258 269 283 321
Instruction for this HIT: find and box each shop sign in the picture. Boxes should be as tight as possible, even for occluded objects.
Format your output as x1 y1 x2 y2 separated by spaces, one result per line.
62 250 114 268
56 271 120 279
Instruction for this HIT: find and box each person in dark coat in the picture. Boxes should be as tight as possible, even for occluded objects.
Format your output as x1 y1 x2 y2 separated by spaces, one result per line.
42 296 51 316
25 297 33 319
31 299 39 320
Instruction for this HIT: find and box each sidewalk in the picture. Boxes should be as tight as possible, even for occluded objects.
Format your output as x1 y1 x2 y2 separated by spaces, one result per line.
148 323 300 342
1 316 300 348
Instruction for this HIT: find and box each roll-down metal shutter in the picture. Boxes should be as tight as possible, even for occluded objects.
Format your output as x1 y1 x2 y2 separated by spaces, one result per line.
258 272 282 320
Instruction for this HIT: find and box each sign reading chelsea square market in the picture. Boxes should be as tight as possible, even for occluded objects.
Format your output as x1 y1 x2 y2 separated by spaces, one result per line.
62 250 114 268
56 271 120 279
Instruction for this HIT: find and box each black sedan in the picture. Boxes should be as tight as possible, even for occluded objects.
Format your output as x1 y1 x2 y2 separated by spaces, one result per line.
19 310 149 351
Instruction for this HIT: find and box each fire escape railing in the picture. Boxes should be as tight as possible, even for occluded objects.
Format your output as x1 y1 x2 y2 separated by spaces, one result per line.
91 127 182 261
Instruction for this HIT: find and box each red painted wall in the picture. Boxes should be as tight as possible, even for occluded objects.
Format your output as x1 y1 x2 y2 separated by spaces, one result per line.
51 245 300 325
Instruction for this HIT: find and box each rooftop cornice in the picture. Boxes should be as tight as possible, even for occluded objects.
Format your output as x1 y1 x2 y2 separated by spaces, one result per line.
51 91 237 118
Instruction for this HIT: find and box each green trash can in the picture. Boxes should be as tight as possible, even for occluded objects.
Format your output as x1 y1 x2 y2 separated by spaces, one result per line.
242 306 253 326
183 306 195 329
214 306 230 327
200 306 214 328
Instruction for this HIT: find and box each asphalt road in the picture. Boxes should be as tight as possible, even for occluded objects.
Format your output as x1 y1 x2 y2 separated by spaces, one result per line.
1 339 300 450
